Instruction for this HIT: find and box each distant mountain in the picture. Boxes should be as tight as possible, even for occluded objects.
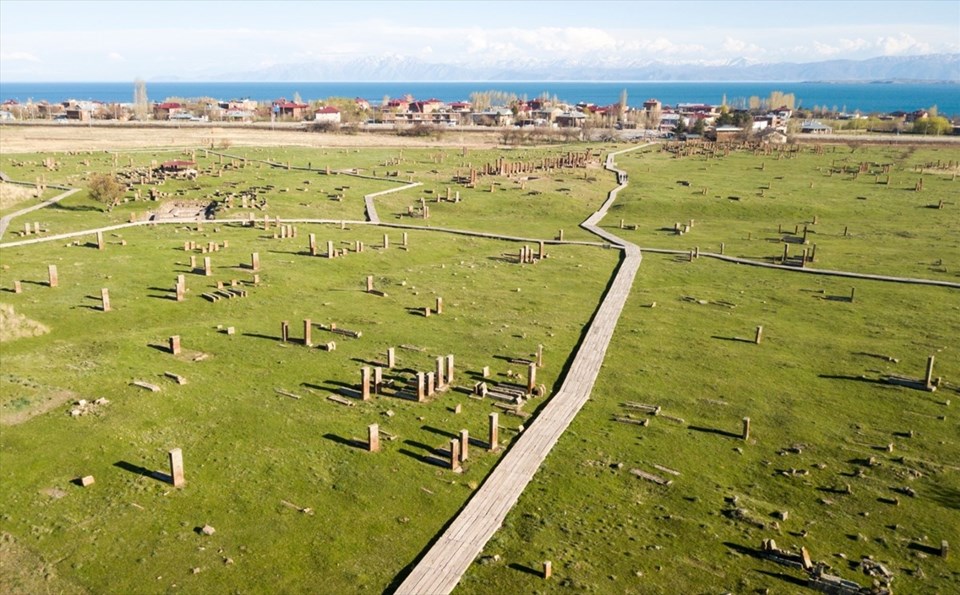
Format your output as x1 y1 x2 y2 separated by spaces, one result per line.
203 53 960 82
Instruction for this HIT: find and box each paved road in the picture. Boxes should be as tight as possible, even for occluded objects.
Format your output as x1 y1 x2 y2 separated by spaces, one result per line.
0 186 79 241
393 146 646 594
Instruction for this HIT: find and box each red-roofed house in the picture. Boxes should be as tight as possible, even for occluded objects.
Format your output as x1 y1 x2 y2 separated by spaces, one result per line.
354 98 371 111
314 106 341 124
154 102 184 120
272 99 309 120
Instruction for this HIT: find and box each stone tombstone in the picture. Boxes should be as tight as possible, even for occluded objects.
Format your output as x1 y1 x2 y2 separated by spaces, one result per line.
527 362 537 393
436 356 446 388
482 366 490 378
402 232 408 247
327 241 335 259
925 355 936 388
755 326 763 345
386 347 396 369
742 417 751 441
281 321 289 343
190 255 197 270
47 264 58 288
543 561 552 579
435 297 443 314
373 367 383 394
169 335 181 355
366 275 374 293
445 354 455 385
80 475 95 487
204 257 212 277
251 252 260 271
368 424 380 452
97 231 105 250
426 372 435 396
309 234 318 256
488 412 499 451
303 319 312 347
449 438 462 472
13 280 22 294
382 234 390 249
536 344 543 368
424 307 431 317
100 288 111 312
538 240 545 260
169 448 185 487
417 372 426 402
459 429 469 461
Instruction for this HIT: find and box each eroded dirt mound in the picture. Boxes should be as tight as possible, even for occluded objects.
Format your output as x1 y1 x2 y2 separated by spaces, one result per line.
0 181 40 210
0 303 49 342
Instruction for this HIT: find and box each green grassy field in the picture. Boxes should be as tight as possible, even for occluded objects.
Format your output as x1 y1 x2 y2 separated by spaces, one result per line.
1 140 958 594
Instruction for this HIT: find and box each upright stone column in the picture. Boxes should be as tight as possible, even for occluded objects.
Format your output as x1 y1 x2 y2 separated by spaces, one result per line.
366 275 374 292
435 297 443 314
368 424 380 452
327 241 335 259
386 347 396 369
382 234 389 249
755 326 763 345
416 372 426 402
436 356 446 388
47 265 58 287
204 257 212 276
251 252 260 271
742 417 751 441
445 354 455 385
169 448 185 487
281 321 289 342
361 367 371 401
100 288 111 312
169 335 181 355
536 344 543 368
459 429 469 461
449 439 462 472
488 412 499 451
925 355 936 389
373 367 383 395
303 319 312 347
96 231 105 250
527 362 537 393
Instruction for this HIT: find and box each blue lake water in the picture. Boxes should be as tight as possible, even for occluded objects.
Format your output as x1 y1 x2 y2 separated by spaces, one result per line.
0 81 957 115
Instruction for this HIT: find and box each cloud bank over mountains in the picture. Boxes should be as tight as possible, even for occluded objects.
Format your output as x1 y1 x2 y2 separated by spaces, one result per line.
205 53 959 83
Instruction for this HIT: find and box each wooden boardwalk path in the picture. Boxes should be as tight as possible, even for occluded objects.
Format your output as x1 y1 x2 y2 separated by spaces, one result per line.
394 147 645 594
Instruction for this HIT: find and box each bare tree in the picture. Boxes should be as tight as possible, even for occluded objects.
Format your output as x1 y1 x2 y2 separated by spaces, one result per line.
132 78 149 120
88 173 125 212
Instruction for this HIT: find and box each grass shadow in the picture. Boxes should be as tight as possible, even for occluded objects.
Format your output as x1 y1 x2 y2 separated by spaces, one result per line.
421 425 458 440
508 562 543 577
397 448 448 469
753 569 808 588
926 483 960 510
113 460 170 484
242 332 280 341
322 433 366 450
688 425 741 439
818 374 886 386
711 335 755 344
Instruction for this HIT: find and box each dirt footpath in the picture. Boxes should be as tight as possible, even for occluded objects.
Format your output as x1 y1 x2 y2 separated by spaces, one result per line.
0 124 504 154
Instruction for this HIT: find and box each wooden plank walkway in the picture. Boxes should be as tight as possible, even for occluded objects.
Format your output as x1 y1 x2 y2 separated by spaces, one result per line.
394 146 647 594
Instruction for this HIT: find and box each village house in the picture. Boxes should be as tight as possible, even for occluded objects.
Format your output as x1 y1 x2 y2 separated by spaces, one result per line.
153 102 185 120
709 125 743 141
555 111 586 128
272 99 310 120
800 120 833 134
314 106 341 124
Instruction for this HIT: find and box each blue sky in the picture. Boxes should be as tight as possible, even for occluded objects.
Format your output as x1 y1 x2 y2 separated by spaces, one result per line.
1 0 958 80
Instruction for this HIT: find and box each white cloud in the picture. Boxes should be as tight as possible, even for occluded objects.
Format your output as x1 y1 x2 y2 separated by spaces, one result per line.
877 33 931 55
722 37 763 56
0 51 40 62
107 52 124 62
